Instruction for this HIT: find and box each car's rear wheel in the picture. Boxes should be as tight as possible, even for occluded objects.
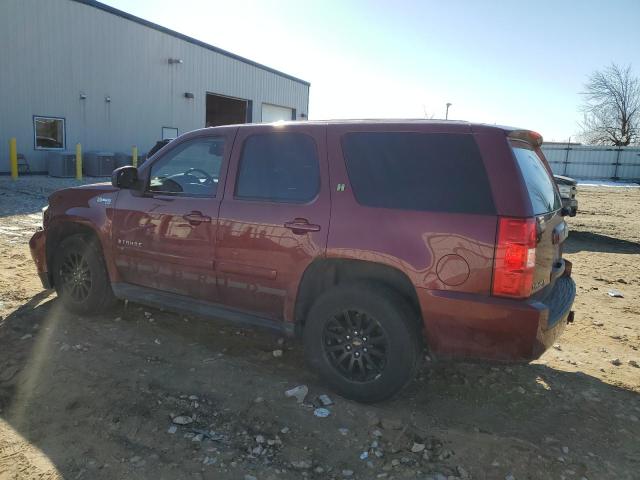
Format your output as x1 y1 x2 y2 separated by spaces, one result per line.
303 283 423 403
52 234 116 315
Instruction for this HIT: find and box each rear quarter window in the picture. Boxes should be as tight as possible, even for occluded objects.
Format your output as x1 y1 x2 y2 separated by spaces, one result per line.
341 132 495 214
511 142 561 215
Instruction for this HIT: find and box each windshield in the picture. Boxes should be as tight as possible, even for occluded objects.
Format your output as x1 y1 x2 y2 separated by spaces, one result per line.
512 143 561 215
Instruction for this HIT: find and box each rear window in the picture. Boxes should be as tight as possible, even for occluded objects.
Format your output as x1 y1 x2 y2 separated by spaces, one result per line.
511 143 561 215
341 132 495 214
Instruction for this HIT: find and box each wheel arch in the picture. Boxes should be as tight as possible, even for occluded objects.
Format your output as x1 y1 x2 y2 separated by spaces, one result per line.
294 258 423 333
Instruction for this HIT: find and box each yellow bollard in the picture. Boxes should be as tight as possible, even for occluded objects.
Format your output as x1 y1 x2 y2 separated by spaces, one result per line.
75 143 82 180
132 145 138 168
9 138 18 180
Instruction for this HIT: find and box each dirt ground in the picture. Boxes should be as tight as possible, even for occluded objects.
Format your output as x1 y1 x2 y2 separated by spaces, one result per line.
0 177 638 480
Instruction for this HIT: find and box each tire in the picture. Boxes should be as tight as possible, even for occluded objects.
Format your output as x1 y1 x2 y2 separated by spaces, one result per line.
52 234 116 315
303 283 423 403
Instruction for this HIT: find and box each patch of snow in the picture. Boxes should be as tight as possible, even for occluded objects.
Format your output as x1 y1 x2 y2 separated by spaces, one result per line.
577 179 640 188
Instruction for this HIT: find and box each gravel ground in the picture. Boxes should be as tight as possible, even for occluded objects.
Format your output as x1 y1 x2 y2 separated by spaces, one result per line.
0 176 639 480
0 175 109 245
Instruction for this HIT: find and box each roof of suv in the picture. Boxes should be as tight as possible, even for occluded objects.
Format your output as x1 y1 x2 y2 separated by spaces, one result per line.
218 119 527 135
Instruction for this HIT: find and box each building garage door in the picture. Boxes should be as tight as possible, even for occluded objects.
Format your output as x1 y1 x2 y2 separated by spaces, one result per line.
206 93 249 127
261 103 294 123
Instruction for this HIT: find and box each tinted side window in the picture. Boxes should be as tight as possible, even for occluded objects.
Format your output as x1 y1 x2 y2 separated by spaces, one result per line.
235 133 320 202
511 143 561 215
149 137 224 197
342 133 495 214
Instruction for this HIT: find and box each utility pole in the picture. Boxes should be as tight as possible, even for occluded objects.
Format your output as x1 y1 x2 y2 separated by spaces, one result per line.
445 103 452 120
563 136 571 175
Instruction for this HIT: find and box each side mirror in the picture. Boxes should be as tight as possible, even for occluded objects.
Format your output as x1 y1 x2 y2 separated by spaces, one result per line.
112 166 139 189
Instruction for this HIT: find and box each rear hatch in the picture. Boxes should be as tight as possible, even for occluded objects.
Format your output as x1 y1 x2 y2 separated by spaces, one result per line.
510 136 566 297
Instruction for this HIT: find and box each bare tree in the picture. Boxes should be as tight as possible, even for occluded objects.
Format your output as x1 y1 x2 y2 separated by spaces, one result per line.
422 105 435 119
579 63 640 146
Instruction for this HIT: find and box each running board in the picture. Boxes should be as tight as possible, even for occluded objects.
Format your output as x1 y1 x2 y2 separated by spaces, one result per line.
112 283 294 336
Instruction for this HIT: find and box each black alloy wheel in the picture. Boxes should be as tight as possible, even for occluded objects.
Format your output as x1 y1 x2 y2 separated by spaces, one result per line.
322 310 389 382
52 234 116 314
58 251 92 302
303 283 423 403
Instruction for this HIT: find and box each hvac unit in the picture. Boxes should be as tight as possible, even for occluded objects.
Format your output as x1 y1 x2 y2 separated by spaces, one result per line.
47 151 77 177
115 151 147 168
115 152 132 168
84 151 116 176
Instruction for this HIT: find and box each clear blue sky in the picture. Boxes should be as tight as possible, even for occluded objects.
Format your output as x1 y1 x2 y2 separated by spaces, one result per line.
103 0 640 142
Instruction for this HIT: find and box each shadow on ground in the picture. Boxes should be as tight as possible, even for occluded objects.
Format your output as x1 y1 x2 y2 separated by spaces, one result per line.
565 230 640 254
1 296 638 479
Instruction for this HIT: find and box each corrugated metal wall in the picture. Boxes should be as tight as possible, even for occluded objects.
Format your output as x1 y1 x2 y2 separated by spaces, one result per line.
542 145 640 181
0 0 310 173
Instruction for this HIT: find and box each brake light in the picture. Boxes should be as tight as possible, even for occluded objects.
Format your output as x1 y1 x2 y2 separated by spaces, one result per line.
508 130 543 147
492 217 537 298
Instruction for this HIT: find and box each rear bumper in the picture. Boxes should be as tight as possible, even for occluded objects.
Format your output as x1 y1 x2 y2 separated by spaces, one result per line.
29 229 52 289
418 268 576 361
561 197 578 215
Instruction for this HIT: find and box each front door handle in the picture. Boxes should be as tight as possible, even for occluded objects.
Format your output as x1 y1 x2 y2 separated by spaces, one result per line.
284 218 321 235
183 211 212 225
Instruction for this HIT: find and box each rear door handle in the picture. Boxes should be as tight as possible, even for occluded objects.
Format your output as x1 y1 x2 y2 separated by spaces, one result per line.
183 211 212 225
284 218 321 234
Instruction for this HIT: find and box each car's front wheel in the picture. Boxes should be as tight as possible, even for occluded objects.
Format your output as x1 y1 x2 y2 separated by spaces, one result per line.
303 283 423 403
52 234 116 315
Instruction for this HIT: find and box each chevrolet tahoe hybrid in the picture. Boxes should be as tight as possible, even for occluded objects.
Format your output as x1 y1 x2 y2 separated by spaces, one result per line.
30 120 576 402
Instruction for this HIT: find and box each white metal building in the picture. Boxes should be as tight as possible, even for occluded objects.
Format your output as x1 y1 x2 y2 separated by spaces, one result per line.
542 144 640 181
0 0 310 173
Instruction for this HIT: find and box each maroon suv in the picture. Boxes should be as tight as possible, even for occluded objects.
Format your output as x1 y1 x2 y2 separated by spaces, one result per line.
30 120 576 402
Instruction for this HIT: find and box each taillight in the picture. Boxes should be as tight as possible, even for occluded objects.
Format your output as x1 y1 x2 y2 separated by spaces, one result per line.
42 205 50 229
492 217 537 298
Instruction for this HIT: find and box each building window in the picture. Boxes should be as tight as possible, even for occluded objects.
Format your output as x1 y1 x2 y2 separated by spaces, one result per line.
34 116 65 150
162 127 179 140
